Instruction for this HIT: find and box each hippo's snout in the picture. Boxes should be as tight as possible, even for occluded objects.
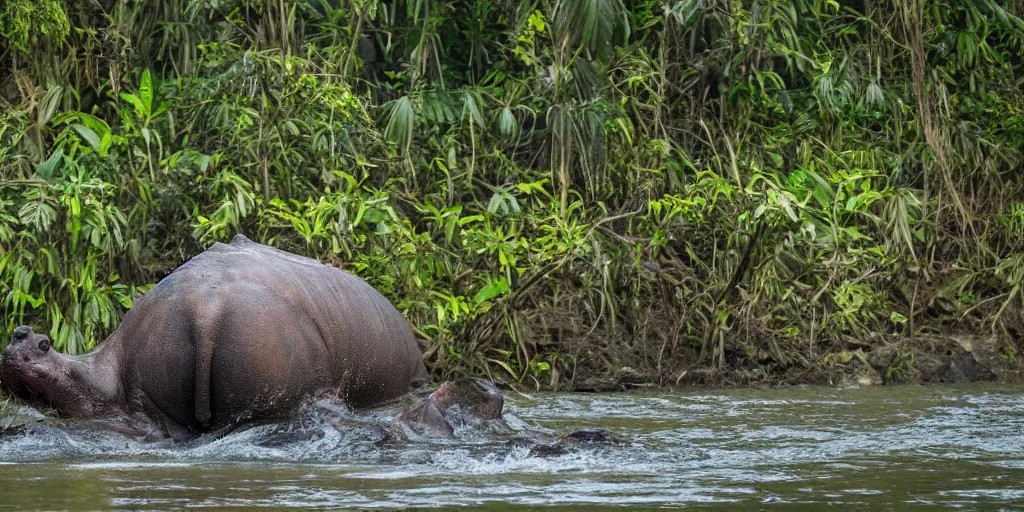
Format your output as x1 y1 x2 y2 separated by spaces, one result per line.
1 336 15 361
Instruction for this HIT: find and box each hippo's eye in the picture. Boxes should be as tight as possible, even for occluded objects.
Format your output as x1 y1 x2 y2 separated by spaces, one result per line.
38 339 50 353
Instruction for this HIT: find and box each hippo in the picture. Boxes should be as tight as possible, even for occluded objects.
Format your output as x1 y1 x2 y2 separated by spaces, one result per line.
398 379 505 437
391 380 621 457
0 234 429 440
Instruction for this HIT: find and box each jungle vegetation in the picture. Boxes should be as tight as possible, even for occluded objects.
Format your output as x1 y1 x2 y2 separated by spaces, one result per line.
1 0 1023 388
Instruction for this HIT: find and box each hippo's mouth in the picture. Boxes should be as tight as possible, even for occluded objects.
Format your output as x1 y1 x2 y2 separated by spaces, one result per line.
1 361 52 408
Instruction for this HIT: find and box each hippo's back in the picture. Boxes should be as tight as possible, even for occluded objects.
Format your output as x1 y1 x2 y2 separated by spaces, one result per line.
116 234 427 433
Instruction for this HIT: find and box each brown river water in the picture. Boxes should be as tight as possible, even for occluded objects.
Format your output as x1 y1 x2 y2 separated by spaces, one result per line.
1 383 1023 510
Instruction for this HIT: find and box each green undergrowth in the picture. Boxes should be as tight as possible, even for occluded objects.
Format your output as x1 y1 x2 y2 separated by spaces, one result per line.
2 0 1024 389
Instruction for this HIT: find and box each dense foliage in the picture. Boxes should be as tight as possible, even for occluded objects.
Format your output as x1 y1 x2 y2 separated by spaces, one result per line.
2 0 1023 387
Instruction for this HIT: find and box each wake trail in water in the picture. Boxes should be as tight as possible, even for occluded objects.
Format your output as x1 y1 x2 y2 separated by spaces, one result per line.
0 396 643 478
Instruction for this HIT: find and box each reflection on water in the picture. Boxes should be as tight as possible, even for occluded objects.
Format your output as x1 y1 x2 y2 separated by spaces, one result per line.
1 383 1023 509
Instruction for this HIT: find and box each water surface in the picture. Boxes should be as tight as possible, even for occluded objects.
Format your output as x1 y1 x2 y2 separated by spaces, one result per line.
1 383 1023 509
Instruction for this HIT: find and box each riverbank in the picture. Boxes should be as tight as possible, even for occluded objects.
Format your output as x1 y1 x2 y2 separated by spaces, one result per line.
497 332 1024 393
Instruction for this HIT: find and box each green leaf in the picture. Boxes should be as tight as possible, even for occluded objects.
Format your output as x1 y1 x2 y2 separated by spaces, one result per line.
528 10 545 32
139 69 154 119
37 148 63 178
462 90 486 127
516 179 551 197
458 214 484 226
120 92 146 122
72 124 101 152
497 107 517 138
383 95 415 155
474 277 510 303
487 192 504 213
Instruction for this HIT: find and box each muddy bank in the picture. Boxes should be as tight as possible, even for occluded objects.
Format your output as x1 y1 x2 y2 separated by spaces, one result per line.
534 333 1024 393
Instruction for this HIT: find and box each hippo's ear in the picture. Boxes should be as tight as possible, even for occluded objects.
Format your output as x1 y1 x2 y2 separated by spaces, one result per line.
12 326 32 342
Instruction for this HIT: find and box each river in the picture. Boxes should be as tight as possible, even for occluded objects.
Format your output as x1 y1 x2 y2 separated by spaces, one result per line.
1 383 1022 509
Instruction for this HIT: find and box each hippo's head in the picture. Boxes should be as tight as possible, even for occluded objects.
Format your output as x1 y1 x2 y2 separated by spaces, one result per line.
1 326 85 417
399 379 505 438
